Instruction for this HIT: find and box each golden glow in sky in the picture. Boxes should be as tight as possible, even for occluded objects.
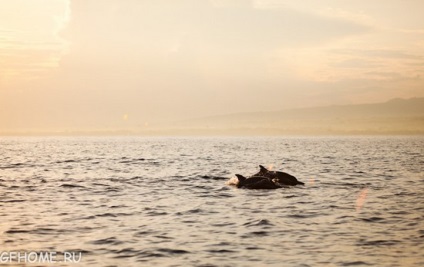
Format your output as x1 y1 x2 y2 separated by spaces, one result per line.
1 0 424 133
0 0 70 86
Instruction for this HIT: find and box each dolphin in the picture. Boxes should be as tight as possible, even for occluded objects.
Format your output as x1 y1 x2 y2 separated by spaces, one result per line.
254 165 304 186
235 174 280 189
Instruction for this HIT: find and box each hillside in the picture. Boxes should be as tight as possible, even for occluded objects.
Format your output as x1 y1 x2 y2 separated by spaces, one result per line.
167 97 424 135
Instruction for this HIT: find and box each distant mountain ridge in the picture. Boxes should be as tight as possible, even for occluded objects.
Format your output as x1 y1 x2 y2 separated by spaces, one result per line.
171 97 424 135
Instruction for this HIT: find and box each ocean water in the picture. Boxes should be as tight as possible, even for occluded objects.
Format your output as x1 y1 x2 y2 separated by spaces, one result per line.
0 136 423 267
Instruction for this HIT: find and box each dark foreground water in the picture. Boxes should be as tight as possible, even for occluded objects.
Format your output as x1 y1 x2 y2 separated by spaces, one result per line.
0 136 423 266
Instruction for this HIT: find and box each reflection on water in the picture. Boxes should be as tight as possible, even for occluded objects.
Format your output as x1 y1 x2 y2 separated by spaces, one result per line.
356 188 368 213
0 136 423 266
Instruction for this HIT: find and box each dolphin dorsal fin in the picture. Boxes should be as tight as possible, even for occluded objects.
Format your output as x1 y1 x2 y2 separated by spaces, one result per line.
235 174 246 182
259 165 268 172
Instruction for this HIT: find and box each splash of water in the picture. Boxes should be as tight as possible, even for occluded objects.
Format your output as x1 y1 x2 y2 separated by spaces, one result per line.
226 176 239 186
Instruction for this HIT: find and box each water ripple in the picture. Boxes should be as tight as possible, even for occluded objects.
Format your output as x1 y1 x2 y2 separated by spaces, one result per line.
0 136 422 267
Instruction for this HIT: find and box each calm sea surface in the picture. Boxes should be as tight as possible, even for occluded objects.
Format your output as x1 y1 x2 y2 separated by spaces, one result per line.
0 136 423 267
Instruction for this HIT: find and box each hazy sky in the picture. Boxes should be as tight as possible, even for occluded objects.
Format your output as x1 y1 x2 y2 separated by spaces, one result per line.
1 0 424 132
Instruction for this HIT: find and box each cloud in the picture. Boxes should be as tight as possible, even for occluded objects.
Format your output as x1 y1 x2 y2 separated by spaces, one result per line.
0 0 70 88
43 0 371 121
331 49 423 60
331 58 379 69
279 46 424 84
1 0 423 132
59 1 370 89
65 0 368 50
